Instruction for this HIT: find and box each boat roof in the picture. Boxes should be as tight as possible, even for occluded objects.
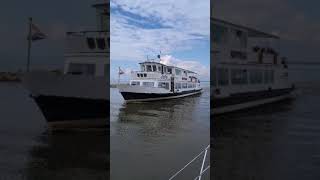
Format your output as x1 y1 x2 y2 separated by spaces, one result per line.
212 18 280 39
139 61 197 74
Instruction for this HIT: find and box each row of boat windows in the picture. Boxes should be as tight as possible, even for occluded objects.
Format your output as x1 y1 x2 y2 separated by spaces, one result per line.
141 64 188 76
212 68 274 86
131 81 197 89
86 37 109 50
137 73 147 77
67 63 108 77
175 83 197 89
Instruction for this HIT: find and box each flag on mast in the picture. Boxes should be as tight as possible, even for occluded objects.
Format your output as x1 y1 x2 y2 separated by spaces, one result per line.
118 67 124 85
28 23 47 41
118 67 124 75
26 17 47 72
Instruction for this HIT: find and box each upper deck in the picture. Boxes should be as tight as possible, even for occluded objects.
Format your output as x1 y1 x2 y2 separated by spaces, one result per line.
65 31 109 55
211 18 281 65
64 2 109 57
62 1 109 76
131 61 198 82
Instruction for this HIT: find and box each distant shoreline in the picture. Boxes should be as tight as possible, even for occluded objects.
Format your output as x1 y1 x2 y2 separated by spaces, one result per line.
110 84 127 88
0 72 21 82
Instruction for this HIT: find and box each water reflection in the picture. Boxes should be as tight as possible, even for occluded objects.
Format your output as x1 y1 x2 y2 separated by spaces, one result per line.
115 93 203 136
24 129 109 180
212 99 296 180
110 88 210 180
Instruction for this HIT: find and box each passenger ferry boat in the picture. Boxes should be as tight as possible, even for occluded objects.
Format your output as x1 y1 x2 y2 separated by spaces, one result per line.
118 56 202 102
211 18 295 114
23 1 109 128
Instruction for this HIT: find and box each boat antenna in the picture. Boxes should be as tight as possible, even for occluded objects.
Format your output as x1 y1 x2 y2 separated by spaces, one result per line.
158 50 162 62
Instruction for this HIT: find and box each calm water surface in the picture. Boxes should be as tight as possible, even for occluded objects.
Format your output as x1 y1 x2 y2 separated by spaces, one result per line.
0 83 108 180
212 64 320 180
110 84 210 180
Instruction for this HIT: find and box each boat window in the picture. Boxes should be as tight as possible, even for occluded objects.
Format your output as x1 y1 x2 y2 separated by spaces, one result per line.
146 65 152 72
182 83 187 88
164 67 167 73
96 38 106 50
131 81 140 86
249 69 263 84
175 83 181 89
188 83 193 88
137 74 140 77
152 65 157 72
86 38 96 49
271 70 274 83
167 68 172 74
144 73 147 77
175 69 181 76
230 51 247 60
158 82 169 89
217 68 229 86
158 66 161 71
141 65 145 72
68 63 96 75
212 24 228 45
142 82 154 87
264 70 274 84
231 69 248 85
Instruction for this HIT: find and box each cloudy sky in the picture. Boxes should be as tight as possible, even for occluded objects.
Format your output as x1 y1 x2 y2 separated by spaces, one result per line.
110 0 210 83
2 0 319 75
213 0 320 62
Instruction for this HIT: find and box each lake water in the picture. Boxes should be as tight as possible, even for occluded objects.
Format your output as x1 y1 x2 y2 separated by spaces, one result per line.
110 83 210 180
3 63 316 180
0 83 108 180
212 64 320 180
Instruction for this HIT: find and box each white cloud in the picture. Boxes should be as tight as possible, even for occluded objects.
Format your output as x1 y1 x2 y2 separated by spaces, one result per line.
110 0 210 61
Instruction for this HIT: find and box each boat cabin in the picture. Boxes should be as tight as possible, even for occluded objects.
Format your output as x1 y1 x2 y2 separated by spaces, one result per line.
63 2 109 77
211 18 289 94
212 18 281 65
129 61 200 92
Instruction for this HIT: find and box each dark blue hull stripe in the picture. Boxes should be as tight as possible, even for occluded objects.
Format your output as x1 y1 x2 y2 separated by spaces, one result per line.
120 89 202 100
212 87 294 108
33 95 108 122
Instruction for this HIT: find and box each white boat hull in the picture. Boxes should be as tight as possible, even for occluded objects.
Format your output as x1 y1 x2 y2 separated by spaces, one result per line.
118 84 203 102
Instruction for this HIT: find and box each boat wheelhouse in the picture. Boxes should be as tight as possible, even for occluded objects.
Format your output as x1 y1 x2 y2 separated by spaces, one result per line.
211 18 294 114
119 58 202 101
23 1 109 128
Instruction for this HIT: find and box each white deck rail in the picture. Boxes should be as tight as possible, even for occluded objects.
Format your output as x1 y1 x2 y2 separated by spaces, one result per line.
168 145 210 180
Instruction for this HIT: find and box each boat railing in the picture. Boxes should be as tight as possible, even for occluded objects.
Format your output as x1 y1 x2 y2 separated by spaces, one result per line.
132 71 175 76
168 145 210 180
66 30 109 37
